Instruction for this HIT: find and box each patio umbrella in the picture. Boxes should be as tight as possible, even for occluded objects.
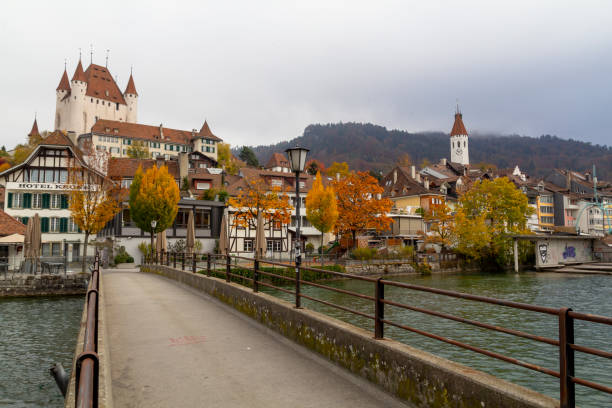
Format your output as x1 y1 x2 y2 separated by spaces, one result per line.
31 214 41 258
23 217 33 258
156 230 167 253
186 210 195 255
218 210 229 256
255 211 266 259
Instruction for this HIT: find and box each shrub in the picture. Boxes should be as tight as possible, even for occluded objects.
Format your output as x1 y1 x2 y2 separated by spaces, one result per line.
305 243 314 254
351 247 376 260
138 242 152 257
114 246 134 264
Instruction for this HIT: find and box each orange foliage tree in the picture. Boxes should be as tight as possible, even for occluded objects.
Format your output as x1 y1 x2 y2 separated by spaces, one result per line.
306 171 338 252
333 171 393 247
228 177 293 231
68 145 123 272
423 202 454 251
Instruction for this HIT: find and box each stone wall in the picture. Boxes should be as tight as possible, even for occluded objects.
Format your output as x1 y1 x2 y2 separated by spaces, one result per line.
0 274 89 297
143 265 557 408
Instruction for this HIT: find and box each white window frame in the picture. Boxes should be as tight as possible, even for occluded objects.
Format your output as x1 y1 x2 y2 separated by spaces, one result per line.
32 193 42 209
50 217 60 233
51 194 60 209
13 193 23 208
243 240 253 252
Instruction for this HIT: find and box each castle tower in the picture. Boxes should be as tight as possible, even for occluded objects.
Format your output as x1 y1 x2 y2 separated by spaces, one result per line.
124 72 138 123
55 68 70 130
69 59 88 134
450 107 469 166
28 117 41 141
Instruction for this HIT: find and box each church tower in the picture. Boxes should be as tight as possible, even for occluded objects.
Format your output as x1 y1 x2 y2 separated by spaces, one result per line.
450 106 469 166
124 72 138 123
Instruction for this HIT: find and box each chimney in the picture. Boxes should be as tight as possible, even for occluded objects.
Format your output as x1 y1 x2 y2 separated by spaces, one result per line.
336 172 340 181
416 173 421 183
411 165 416 179
566 171 571 190
178 152 189 181
441 158 447 166
159 124 164 140
424 178 429 190
393 169 397 184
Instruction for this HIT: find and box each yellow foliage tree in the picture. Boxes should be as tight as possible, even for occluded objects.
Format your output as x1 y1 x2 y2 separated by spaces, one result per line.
326 161 350 179
217 143 240 175
228 177 293 231
129 164 181 251
126 140 151 159
306 171 338 254
423 202 454 251
333 171 393 248
68 145 123 272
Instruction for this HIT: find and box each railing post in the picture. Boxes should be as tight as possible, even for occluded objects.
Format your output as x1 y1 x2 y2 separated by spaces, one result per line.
192 255 196 273
166 251 169 266
375 277 384 339
181 253 185 270
559 307 575 408
173 252 176 268
206 255 211 277
253 258 259 292
295 265 301 308
226 255 231 282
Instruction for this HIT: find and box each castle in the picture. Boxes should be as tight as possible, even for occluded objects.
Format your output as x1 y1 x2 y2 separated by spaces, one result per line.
55 59 138 135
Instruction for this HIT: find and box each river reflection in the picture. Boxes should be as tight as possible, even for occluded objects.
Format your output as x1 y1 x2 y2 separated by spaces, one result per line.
0 296 83 407
264 271 612 407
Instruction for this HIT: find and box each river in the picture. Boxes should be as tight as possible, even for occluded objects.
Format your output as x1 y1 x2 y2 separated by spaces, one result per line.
0 296 83 407
264 271 611 407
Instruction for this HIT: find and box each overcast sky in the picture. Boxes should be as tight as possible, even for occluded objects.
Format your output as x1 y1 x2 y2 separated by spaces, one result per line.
1 1 611 150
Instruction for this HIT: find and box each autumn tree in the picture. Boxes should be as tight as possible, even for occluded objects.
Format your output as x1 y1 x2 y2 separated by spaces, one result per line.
333 171 393 248
396 153 412 166
228 177 293 232
68 145 123 273
129 164 181 252
423 202 454 251
453 177 533 266
127 140 151 159
217 143 240 175
306 172 338 253
305 159 325 176
326 161 350 179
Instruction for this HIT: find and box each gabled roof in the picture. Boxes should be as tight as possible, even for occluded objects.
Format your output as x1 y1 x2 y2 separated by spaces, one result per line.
0 210 26 236
265 153 290 169
450 113 468 136
28 118 40 138
197 121 222 141
91 119 192 145
226 167 312 196
84 64 127 105
108 157 179 179
124 73 138 96
72 59 87 82
56 69 70 91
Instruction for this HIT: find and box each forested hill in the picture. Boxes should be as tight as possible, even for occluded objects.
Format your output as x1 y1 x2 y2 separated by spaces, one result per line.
249 123 612 180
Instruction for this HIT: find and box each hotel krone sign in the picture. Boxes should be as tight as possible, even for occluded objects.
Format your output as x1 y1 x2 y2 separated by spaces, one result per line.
6 182 98 191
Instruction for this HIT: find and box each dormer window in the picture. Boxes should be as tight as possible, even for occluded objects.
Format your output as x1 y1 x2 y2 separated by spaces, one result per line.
105 90 109 97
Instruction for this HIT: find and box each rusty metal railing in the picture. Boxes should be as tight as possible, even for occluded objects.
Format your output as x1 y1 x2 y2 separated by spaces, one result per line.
75 252 100 408
147 252 611 408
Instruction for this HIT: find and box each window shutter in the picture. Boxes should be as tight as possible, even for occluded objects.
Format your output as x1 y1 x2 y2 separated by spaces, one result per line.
7 192 12 208
42 193 50 209
60 218 68 233
23 193 32 209
61 194 69 209
21 217 29 225
41 217 50 233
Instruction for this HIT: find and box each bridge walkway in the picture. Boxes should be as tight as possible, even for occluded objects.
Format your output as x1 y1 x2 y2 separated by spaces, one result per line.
103 269 407 407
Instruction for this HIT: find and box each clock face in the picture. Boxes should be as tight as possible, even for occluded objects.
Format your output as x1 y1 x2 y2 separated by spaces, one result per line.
456 148 463 155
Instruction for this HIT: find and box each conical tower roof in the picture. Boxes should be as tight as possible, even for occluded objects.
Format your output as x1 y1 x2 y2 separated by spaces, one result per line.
450 113 468 136
28 118 40 138
56 69 70 91
72 59 87 82
124 73 138 96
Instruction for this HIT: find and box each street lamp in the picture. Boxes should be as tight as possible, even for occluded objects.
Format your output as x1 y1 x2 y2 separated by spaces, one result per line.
151 219 157 263
285 146 309 308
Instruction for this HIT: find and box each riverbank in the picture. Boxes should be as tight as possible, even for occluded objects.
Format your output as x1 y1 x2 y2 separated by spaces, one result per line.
0 273 89 297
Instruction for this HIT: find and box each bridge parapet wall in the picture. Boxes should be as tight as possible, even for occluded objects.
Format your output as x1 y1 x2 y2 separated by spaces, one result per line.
143 265 557 408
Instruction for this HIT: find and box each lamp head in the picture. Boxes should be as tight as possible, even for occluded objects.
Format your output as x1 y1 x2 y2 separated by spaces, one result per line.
285 146 309 173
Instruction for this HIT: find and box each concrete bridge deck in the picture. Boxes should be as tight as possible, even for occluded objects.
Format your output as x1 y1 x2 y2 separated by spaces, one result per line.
103 269 407 407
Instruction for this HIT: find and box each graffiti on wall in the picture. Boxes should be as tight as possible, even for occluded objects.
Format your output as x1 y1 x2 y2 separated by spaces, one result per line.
538 243 549 264
562 245 576 259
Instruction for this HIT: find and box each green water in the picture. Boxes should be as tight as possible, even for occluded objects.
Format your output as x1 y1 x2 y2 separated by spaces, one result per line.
0 296 83 407
264 272 612 407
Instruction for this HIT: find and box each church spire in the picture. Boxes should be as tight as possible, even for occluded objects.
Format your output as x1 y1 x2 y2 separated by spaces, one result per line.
56 68 70 91
28 117 40 138
124 72 138 96
72 58 87 82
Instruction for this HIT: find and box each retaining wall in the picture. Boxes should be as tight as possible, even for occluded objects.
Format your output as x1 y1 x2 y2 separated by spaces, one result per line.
143 265 558 408
0 274 88 297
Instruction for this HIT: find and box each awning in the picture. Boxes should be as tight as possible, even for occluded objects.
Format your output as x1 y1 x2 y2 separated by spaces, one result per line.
0 233 24 244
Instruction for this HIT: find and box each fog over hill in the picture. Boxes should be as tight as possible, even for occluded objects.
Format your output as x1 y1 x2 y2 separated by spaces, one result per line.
246 123 612 180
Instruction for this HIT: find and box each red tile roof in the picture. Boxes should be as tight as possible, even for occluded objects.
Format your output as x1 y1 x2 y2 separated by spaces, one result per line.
124 73 138 96
92 119 194 145
450 113 468 136
72 60 87 82
197 121 222 141
28 118 40 138
108 157 179 179
84 64 127 105
56 69 70 91
0 209 26 236
265 153 290 169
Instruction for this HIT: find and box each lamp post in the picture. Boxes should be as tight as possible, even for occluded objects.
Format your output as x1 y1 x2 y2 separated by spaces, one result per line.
285 146 309 308
151 219 157 263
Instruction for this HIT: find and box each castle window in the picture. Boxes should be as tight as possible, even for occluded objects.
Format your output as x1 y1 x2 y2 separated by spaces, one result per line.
116 103 119 110
91 98 93 103
96 100 99 104
464 141 466 147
